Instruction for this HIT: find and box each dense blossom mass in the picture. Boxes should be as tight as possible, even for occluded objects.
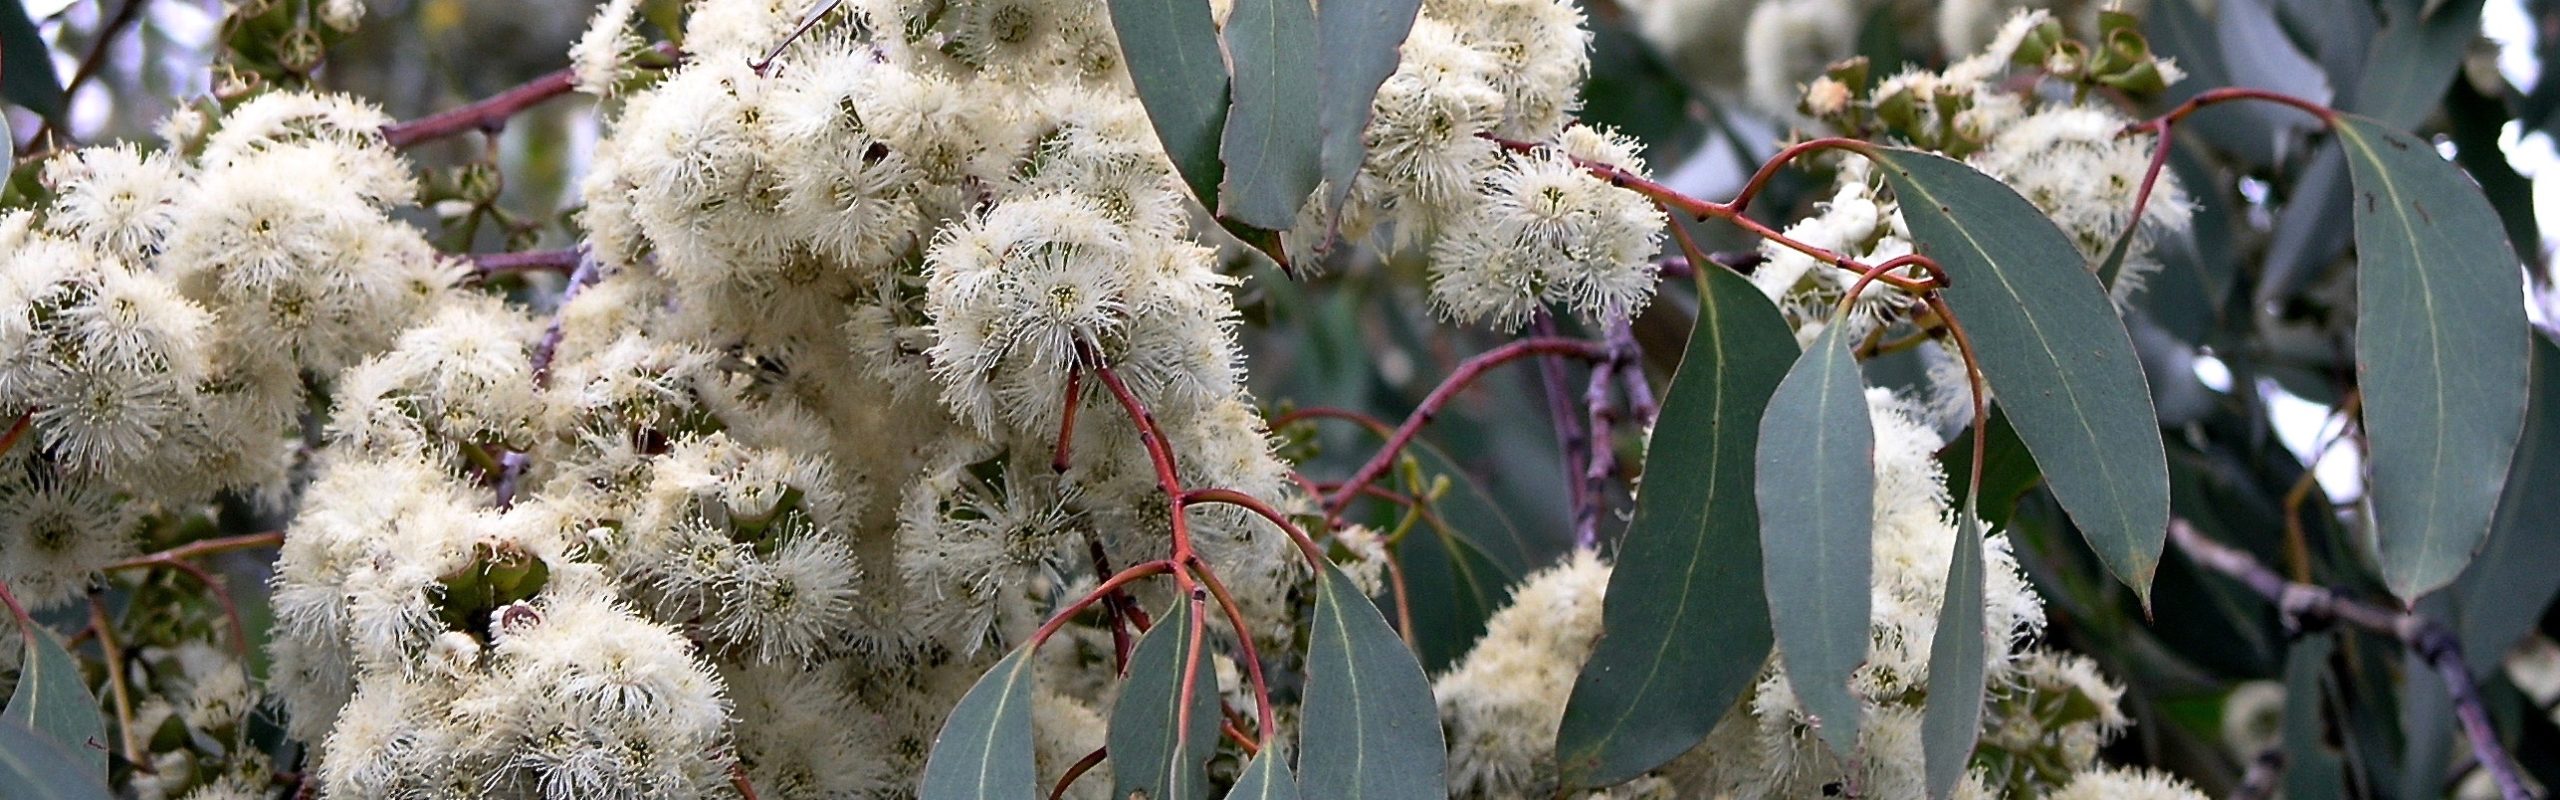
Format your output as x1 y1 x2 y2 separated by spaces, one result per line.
0 0 2223 798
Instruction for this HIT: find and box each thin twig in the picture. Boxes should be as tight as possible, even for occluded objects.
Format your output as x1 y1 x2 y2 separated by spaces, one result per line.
1323 337 1609 517
1531 315 1595 547
103 531 284 571
28 0 149 147
472 249 583 277
88 595 144 771
2168 520 2534 800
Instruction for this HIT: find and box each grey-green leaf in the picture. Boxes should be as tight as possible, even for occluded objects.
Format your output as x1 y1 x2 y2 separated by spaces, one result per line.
1109 599 1221 800
1219 0 1321 230
1920 506 1988 798
7 629 105 778
1315 0 1422 222
1222 749 1300 800
0 719 111 800
2456 334 2560 674
1106 0 1230 208
918 646 1039 800
1301 560 1446 799
2335 114 2531 601
1754 322 1872 757
1556 264 1794 787
1868 147 2170 603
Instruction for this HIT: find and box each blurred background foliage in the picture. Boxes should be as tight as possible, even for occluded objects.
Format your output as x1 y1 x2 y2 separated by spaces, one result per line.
10 0 2560 795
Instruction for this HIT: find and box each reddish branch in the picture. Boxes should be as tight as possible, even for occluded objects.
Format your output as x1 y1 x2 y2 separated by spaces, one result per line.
473 249 583 277
2168 521 2531 800
382 68 578 147
1323 337 1609 517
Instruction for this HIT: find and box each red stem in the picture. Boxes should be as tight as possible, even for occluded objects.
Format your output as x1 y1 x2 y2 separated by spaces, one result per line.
1323 337 1609 517
1181 488 1327 569
1031 560 1177 648
1192 564 1278 740
1053 367 1082 473
382 68 578 147
1048 747 1108 800
472 249 583 277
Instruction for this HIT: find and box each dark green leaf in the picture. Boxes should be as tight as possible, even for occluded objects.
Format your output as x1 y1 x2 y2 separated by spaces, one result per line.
1219 0 1321 231
1920 507 1987 799
1556 264 1793 788
0 719 111 800
1576 14 1704 169
918 646 1039 800
2335 113 2532 600
2456 334 2560 674
1754 322 1871 757
1395 513 1515 672
2147 0 2279 168
1315 0 1422 222
2282 637 2346 800
1939 410 2039 530
1868 147 2170 603
1221 749 1300 800
1106 0 1230 207
2349 0 2482 131
2447 75 2540 266
0 2 62 121
1109 599 1221 800
7 629 105 778
1301 560 1445 799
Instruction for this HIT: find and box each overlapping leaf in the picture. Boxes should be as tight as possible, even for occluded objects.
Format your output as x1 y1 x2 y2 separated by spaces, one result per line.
1315 0 1423 222
1109 599 1221 800
918 647 1038 800
1104 0 1229 208
1754 322 1872 757
1556 264 1793 787
1920 507 1988 798
7 629 104 778
2334 113 2531 601
1868 147 2170 603
1222 749 1301 800
1301 561 1445 799
1219 0 1322 231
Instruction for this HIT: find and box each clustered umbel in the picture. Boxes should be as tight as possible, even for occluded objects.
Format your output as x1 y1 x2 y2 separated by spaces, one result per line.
1751 10 2192 433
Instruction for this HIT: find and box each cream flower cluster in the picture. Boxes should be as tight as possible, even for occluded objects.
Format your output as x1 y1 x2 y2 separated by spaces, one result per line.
1324 0 1671 330
0 92 459 612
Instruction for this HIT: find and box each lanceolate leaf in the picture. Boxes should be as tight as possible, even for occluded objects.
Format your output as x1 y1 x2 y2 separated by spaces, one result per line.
2456 334 2560 674
1868 147 2171 603
1920 506 1988 799
918 647 1038 800
1222 749 1301 800
1219 0 1322 231
1301 561 1445 799
1755 322 1872 757
1108 599 1221 800
1556 264 1794 787
1104 0 1230 208
1315 0 1423 223
7 629 105 778
2334 113 2531 601
0 720 112 800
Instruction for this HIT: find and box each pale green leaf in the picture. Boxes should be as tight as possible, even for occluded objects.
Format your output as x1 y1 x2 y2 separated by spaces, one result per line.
1315 0 1422 222
1754 323 1872 757
7 628 105 779
1556 264 1793 787
1300 561 1445 799
1868 147 2170 603
1108 599 1221 800
1105 0 1229 207
2335 114 2531 600
1218 0 1321 230
0 719 111 800
1920 506 1987 798
1221 749 1300 800
918 647 1038 800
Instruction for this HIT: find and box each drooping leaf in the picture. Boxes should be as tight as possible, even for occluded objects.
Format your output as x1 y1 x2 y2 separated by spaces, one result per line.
1754 322 1872 757
6 629 106 778
1556 263 1793 787
2455 334 2560 673
1221 748 1301 800
0 1 63 122
1108 598 1221 800
1219 0 1321 231
1315 0 1422 223
0 719 111 800
918 646 1039 800
2334 113 2532 600
1105 0 1230 208
1301 561 1445 800
1868 147 2170 603
1920 506 1988 799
